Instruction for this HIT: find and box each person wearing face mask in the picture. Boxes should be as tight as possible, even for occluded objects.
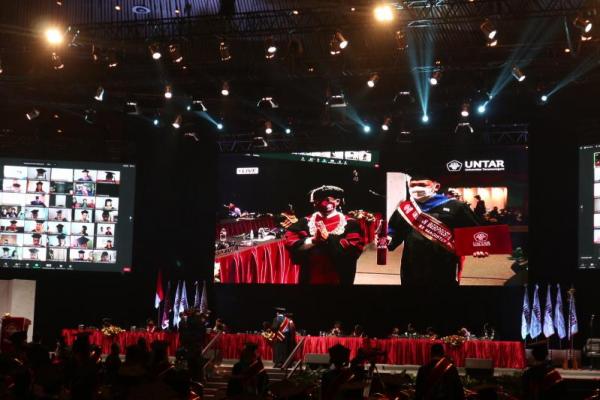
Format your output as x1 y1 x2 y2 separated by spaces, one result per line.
284 185 365 285
387 174 487 286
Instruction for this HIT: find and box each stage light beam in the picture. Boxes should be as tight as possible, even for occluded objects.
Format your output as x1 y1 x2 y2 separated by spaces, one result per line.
45 28 64 45
374 4 394 22
422 114 429 123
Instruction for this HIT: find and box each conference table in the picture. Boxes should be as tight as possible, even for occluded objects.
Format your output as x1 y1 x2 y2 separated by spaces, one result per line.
216 216 276 239
61 330 526 369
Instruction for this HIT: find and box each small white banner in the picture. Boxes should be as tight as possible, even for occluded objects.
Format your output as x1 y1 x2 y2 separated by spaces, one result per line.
236 167 259 175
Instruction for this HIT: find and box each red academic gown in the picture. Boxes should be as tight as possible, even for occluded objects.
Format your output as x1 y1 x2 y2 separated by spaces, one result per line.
285 211 365 285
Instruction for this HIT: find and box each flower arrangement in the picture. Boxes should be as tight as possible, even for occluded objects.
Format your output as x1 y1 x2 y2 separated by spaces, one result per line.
348 210 376 222
101 325 124 337
441 335 465 347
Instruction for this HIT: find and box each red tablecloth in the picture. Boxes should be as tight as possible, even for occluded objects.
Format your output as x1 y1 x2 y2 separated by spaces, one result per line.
216 240 300 284
62 329 180 357
216 217 276 239
214 334 526 369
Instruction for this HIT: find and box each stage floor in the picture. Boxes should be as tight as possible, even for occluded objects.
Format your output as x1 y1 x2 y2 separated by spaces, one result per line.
354 244 528 286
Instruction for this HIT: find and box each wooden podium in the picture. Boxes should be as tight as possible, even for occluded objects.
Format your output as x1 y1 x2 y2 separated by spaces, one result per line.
0 316 31 353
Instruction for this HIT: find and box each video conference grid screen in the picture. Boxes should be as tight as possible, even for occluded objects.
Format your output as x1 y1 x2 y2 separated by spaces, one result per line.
0 159 135 272
215 148 529 286
578 144 600 269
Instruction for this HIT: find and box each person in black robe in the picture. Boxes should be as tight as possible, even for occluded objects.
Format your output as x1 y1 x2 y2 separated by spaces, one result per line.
272 308 296 368
388 174 487 286
285 185 365 285
521 345 566 400
415 344 464 400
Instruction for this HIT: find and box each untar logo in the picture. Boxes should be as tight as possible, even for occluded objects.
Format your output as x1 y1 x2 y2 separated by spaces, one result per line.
447 159 505 172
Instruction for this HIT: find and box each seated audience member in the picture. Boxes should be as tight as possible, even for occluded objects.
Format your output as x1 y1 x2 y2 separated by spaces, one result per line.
389 326 402 338
405 322 417 336
351 324 366 338
330 321 343 337
226 343 269 398
213 318 227 333
146 319 157 333
104 343 122 383
321 344 356 400
426 326 438 339
458 327 472 339
522 344 565 400
415 343 464 400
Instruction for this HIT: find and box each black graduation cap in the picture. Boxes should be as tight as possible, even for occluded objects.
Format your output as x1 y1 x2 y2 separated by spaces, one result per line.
78 250 85 254
36 168 46 175
105 172 115 180
56 209 63 214
32 233 42 239
31 209 39 214
9 220 17 224
9 331 27 344
328 343 351 362
81 210 89 214
82 169 89 173
12 182 21 187
35 219 44 224
308 185 345 202
36 181 44 185
102 210 109 216
56 223 64 229
77 236 90 245
28 248 39 254
274 307 287 312
81 225 88 230
104 198 112 205
2 247 9 252
101 251 109 257
106 239 112 243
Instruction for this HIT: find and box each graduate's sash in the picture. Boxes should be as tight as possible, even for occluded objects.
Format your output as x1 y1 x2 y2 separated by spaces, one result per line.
425 357 454 397
276 317 290 342
397 198 455 253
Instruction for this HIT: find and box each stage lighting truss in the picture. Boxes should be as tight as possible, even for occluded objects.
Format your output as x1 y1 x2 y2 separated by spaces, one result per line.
124 101 140 115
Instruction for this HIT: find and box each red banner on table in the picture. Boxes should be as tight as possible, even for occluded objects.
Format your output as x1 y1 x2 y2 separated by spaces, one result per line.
453 224 512 256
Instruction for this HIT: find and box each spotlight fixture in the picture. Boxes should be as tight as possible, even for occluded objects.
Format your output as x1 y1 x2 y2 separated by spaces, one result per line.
149 43 162 60
107 50 119 68
45 27 64 45
367 73 380 88
164 85 173 99
381 117 392 131
124 101 140 115
430 71 442 86
257 97 279 109
221 82 230 96
172 115 182 129
574 17 593 33
326 93 347 108
265 121 273 134
511 65 526 82
285 128 292 134
581 31 593 41
92 45 101 62
265 37 277 59
190 99 208 112
115 4 122 11
219 41 231 61
480 19 497 40
26 109 40 120
0 58 3 75
153 119 160 126
541 94 548 102
477 104 486 114
363 125 371 133
460 103 470 118
395 30 407 51
330 31 349 55
422 114 429 123
486 38 498 47
51 52 64 70
217 123 224 130
168 44 183 63
84 109 96 124
374 4 394 22
94 86 104 101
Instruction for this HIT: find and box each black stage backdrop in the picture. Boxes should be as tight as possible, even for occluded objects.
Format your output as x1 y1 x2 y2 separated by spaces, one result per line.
1 105 600 345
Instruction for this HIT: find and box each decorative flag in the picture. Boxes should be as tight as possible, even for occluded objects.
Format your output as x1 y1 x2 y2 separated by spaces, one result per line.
568 287 579 340
521 285 531 340
200 280 209 315
530 284 542 338
554 284 566 339
180 281 189 314
161 281 171 330
194 281 201 309
155 269 165 309
543 284 555 338
173 281 182 327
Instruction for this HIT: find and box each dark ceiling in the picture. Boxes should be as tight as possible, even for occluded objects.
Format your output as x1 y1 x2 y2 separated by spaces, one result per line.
0 0 598 154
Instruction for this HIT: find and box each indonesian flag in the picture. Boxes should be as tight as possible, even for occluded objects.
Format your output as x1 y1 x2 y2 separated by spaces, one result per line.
155 269 164 309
